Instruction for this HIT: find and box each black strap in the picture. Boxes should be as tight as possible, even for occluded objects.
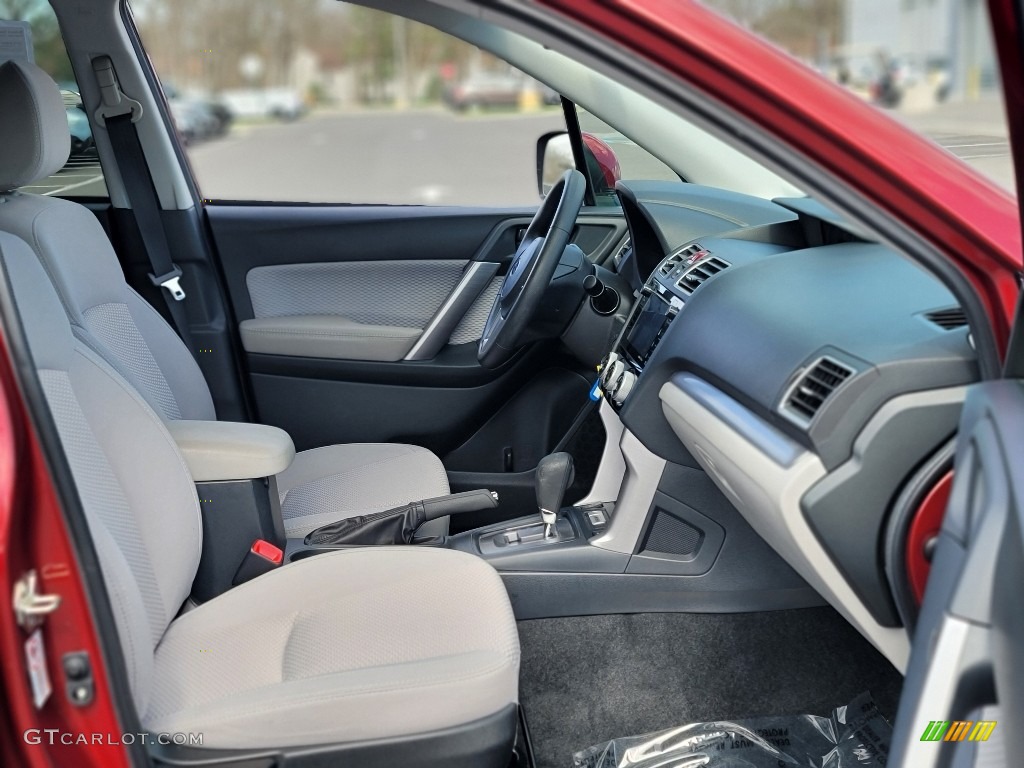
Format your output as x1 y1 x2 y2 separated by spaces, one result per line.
104 112 195 355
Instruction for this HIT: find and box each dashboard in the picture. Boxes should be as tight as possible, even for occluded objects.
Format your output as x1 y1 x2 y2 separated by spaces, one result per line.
599 181 978 665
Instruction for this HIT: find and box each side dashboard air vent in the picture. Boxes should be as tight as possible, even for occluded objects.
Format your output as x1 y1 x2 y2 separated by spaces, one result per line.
782 357 855 426
925 307 968 330
676 256 730 295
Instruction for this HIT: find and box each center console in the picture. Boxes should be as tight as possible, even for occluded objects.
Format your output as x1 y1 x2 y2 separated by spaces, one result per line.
166 420 295 601
599 284 680 406
598 242 715 407
445 242 726 574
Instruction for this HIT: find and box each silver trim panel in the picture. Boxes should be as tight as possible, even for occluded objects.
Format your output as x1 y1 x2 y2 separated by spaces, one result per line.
659 375 910 668
675 373 802 467
589 428 667 555
577 399 627 506
405 261 500 360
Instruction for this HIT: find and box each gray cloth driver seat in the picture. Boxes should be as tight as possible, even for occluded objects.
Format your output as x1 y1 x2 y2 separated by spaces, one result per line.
0 59 449 539
0 229 520 761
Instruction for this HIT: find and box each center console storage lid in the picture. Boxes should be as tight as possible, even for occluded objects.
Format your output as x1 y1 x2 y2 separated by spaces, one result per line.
166 420 295 481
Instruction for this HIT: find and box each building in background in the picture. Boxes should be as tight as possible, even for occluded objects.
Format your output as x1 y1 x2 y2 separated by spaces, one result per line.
843 0 995 101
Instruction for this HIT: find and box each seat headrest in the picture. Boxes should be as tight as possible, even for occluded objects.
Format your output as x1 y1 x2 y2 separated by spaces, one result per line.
0 60 71 192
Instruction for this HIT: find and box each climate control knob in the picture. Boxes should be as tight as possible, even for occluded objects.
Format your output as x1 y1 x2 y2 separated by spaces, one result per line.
600 358 624 393
598 352 619 383
611 370 637 405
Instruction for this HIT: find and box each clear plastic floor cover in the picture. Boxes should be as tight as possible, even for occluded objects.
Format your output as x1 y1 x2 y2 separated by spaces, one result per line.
573 692 891 768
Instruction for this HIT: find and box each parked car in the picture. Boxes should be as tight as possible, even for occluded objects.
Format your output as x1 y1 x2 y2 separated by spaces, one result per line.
169 98 233 144
163 81 233 144
56 87 96 159
60 88 95 157
443 72 524 110
220 87 305 120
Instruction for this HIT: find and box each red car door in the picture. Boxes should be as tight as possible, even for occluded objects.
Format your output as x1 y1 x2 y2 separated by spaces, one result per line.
889 2 1024 764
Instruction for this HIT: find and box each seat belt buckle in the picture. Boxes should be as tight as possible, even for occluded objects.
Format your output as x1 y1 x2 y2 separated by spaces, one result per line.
149 264 186 301
232 540 284 586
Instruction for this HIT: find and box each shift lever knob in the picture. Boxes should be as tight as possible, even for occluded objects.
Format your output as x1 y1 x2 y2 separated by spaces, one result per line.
536 452 575 538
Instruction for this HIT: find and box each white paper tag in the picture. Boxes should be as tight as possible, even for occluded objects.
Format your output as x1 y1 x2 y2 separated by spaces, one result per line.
0 20 34 65
25 629 52 709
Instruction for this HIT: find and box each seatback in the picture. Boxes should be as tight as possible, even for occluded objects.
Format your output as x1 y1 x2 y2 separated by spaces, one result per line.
0 60 215 422
0 231 203 715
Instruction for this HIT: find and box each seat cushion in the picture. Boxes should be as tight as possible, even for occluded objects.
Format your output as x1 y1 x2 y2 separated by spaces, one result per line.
277 443 450 538
145 547 519 748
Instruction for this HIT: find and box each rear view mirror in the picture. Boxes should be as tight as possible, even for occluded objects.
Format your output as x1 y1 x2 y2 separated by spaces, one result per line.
536 131 621 199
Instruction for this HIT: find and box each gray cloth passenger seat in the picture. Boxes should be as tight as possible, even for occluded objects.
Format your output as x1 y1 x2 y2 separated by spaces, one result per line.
0 59 449 540
0 229 520 757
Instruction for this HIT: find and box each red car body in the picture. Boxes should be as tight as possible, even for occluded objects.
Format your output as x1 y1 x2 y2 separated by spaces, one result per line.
0 1 1020 765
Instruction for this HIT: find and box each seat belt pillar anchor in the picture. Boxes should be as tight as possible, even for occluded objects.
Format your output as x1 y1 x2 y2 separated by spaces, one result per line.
91 55 143 125
149 265 186 301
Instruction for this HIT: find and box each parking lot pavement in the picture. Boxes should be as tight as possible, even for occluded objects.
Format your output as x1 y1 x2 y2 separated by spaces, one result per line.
897 96 1015 192
926 133 1014 192
187 108 566 206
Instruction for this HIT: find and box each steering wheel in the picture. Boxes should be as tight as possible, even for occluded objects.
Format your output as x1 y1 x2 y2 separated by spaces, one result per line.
478 169 586 368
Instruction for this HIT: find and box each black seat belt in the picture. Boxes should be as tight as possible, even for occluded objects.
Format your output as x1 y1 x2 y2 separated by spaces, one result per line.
92 57 195 355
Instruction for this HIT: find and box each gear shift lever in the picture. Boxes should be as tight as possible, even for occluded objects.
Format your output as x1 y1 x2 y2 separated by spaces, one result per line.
536 452 575 538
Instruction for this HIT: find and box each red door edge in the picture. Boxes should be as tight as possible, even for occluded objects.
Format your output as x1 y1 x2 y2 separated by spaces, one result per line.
0 330 130 767
988 0 1024 257
536 0 1021 352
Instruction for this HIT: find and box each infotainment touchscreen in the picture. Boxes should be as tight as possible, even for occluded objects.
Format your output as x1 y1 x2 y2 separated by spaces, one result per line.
623 293 672 365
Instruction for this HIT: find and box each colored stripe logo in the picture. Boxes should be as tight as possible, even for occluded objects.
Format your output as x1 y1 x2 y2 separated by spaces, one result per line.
920 720 997 742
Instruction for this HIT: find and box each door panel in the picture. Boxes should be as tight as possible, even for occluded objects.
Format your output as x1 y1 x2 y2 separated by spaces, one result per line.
240 258 482 362
888 380 1024 767
203 204 626 479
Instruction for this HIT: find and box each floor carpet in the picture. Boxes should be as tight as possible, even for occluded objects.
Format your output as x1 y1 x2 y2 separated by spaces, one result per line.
518 608 904 768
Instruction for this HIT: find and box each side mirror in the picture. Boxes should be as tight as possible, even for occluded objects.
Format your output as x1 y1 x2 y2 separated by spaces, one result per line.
536 131 622 199
537 131 575 197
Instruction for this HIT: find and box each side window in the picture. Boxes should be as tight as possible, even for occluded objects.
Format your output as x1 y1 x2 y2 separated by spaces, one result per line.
135 2 565 206
1 0 107 197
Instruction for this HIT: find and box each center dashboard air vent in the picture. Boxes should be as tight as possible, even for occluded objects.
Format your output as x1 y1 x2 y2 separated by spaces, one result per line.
658 243 705 276
676 255 730 295
658 250 683 275
781 356 855 426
